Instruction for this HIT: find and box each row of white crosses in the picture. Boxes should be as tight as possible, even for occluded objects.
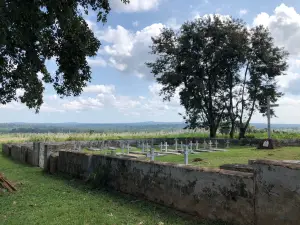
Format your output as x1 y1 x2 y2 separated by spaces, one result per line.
160 142 169 152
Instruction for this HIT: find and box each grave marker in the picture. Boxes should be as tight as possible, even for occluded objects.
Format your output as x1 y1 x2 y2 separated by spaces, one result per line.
146 149 159 161
127 142 130 154
260 96 279 139
226 140 230 149
142 142 145 153
164 142 168 152
184 146 189 165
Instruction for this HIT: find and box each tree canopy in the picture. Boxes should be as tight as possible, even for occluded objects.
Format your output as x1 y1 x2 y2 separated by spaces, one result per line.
0 0 129 112
147 15 288 138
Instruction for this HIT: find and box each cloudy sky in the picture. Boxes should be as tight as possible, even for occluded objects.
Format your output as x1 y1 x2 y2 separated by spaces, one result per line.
1 0 300 124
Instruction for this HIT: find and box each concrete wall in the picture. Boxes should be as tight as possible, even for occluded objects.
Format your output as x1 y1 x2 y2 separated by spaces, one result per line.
249 160 300 225
43 143 76 171
2 144 12 156
3 142 300 225
9 143 33 164
57 151 255 225
57 151 92 178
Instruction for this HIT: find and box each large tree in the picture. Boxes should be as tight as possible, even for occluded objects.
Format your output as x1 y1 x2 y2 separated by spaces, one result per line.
146 16 248 138
0 0 129 112
234 26 288 139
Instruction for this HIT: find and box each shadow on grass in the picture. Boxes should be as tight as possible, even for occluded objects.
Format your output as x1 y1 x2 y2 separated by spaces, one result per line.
43 171 230 225
1 154 231 225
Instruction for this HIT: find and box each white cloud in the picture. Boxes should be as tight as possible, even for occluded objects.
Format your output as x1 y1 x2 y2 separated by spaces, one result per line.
46 94 58 100
110 0 161 12
16 89 25 98
40 103 65 113
132 21 139 27
60 82 183 117
252 4 300 95
87 57 107 67
239 9 248 16
83 85 115 94
253 4 300 56
63 97 103 111
0 102 24 110
98 23 164 78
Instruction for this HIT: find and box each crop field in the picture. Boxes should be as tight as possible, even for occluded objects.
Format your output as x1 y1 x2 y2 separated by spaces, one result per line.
1 129 300 144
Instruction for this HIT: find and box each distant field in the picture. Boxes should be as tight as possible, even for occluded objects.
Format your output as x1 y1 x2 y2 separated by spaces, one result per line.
1 130 300 144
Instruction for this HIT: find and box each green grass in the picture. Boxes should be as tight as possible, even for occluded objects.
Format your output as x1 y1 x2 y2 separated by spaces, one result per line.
155 146 300 168
0 151 229 225
83 145 300 168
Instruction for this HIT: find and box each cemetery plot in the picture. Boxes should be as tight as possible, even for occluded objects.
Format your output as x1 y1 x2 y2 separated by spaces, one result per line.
83 139 232 165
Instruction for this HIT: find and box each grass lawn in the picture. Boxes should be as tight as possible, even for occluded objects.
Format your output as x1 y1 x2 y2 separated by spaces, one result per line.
156 146 300 167
84 146 300 168
0 151 228 225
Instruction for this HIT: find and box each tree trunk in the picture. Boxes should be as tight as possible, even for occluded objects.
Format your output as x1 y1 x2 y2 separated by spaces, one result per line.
239 127 246 139
209 125 217 138
229 121 235 139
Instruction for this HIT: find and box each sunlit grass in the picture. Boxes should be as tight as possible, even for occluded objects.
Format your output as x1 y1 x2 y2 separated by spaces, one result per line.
1 129 300 144
0 147 228 225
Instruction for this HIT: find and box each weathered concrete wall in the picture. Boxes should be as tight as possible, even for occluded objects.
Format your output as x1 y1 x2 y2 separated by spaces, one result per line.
57 151 255 225
49 153 59 174
57 151 92 179
2 144 12 156
43 143 76 171
10 145 22 161
249 160 300 225
9 143 33 163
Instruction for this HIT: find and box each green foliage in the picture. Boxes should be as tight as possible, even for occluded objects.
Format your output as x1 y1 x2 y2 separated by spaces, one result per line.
147 15 288 139
147 16 249 138
236 26 288 138
0 0 129 112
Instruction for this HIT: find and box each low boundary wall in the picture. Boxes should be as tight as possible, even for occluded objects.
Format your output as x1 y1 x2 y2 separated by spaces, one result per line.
2 142 300 225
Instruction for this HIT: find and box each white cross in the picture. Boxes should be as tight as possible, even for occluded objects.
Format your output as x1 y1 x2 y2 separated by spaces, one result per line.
174 139 178 151
215 140 218 149
203 140 207 149
160 142 163 152
208 140 212 150
184 146 189 165
127 142 130 154
226 140 230 148
147 149 159 161
196 141 199 150
164 142 168 152
260 96 279 139
121 143 124 154
189 141 193 150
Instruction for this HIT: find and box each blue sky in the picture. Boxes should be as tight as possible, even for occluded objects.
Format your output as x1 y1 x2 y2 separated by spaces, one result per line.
1 0 300 123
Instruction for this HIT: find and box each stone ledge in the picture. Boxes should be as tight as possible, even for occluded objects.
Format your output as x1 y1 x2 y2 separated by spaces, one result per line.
220 164 254 173
249 159 300 170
